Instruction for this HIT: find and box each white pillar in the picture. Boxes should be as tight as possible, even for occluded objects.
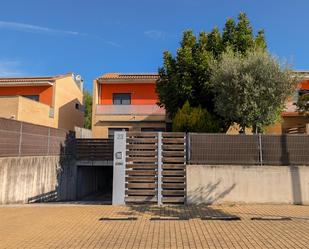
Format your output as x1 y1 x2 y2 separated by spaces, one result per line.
112 131 126 205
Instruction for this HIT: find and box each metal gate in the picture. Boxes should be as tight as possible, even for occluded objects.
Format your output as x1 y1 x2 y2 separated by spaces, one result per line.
112 132 186 205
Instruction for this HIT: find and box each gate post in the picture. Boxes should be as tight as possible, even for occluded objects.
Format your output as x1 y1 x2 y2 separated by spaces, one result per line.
112 131 126 205
157 132 162 205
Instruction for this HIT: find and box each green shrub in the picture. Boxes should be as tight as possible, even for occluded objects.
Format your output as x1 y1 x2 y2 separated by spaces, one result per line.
172 101 220 132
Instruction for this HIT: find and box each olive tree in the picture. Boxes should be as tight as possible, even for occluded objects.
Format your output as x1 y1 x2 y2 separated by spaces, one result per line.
211 49 297 133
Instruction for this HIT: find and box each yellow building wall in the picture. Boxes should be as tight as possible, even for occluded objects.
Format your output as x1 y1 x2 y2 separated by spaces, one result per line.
53 76 84 131
0 96 54 127
91 80 99 133
17 97 54 127
0 96 19 120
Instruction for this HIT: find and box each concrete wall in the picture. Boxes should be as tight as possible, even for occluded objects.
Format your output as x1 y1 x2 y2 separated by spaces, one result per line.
75 126 92 138
0 156 77 204
187 165 309 205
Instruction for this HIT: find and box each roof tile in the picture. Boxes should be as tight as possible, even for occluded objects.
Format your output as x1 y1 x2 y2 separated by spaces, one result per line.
100 73 159 80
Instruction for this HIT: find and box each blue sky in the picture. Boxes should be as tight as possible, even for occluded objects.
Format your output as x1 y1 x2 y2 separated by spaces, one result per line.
0 0 308 90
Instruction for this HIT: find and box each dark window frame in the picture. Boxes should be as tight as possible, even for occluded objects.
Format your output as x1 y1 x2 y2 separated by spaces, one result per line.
22 95 39 102
113 93 131 105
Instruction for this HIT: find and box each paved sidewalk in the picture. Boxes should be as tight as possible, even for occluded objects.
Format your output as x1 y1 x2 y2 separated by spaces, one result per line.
0 204 309 249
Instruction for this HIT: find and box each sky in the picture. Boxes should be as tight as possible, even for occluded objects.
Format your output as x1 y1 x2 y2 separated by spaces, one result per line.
0 0 308 91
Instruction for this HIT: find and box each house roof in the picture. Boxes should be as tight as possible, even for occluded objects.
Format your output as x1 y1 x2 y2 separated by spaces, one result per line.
0 73 71 86
294 70 309 79
99 73 159 82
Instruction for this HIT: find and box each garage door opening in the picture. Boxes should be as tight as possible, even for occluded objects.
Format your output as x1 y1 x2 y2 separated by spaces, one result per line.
77 166 113 203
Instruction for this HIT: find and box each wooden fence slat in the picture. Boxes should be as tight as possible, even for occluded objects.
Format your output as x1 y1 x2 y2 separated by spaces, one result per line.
162 138 185 144
162 183 185 189
162 197 185 203
162 151 185 157
126 190 157 195
162 164 186 169
162 177 185 182
126 170 157 176
126 183 157 189
127 138 157 143
127 132 158 137
162 170 185 176
127 144 157 150
126 176 157 182
125 196 157 203
127 151 157 156
162 145 185 150
162 190 185 195
126 164 157 169
126 157 157 163
162 132 185 138
162 157 185 163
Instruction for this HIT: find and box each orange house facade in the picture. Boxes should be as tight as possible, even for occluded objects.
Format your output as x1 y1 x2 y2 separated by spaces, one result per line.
285 72 309 132
92 73 166 138
0 73 84 131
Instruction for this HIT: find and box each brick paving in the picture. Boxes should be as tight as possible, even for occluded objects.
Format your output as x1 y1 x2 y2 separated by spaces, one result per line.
0 204 309 249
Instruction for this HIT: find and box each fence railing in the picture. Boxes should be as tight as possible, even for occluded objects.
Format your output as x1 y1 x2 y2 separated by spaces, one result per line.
0 118 74 157
75 139 114 161
189 133 309 165
1 118 308 166
96 104 166 115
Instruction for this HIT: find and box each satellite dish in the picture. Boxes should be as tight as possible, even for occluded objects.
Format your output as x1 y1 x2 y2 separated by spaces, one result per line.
75 75 83 82
74 74 84 91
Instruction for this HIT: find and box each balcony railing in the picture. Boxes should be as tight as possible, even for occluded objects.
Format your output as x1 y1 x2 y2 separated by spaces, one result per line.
96 104 165 115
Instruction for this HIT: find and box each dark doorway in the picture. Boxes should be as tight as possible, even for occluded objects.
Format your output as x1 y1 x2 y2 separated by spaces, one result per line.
76 166 113 203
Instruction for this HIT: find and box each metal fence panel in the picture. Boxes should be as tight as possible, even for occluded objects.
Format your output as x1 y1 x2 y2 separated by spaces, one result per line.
189 133 260 165
0 117 73 157
262 135 309 165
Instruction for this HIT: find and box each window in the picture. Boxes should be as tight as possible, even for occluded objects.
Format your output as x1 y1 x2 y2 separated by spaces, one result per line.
113 93 131 105
22 95 39 102
108 128 129 139
75 103 80 110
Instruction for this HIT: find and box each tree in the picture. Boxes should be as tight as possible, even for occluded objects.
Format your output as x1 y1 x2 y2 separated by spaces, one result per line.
234 12 254 54
206 27 223 58
222 18 236 48
157 30 215 119
255 29 267 50
296 93 309 116
83 91 92 129
211 49 297 133
172 101 220 132
156 12 268 132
